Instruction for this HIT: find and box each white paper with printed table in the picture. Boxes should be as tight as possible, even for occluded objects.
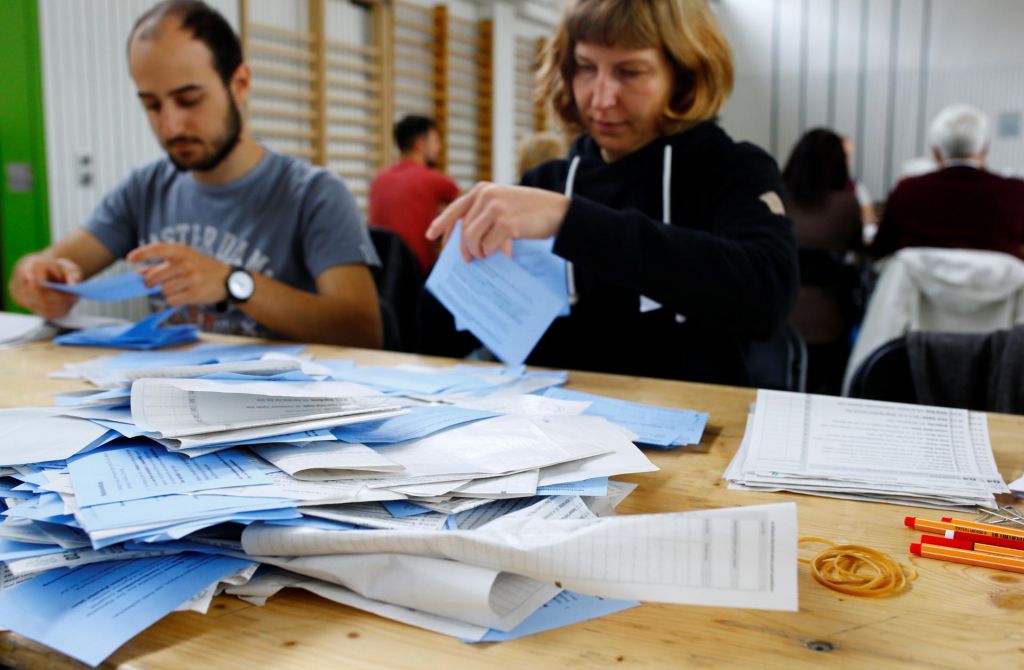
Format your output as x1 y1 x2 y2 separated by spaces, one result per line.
242 501 799 610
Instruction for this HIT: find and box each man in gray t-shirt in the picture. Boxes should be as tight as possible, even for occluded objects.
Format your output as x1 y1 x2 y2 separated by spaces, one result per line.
10 1 383 348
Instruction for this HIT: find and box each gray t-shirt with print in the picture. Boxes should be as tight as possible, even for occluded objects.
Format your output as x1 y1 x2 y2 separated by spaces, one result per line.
84 148 379 338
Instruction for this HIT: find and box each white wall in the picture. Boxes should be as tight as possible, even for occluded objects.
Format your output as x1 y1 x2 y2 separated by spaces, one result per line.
716 0 1024 202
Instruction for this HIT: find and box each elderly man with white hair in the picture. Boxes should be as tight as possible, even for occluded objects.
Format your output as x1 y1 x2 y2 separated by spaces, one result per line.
872 104 1024 259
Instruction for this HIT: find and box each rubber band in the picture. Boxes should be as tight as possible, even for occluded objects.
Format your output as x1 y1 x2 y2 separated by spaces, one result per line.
799 536 917 597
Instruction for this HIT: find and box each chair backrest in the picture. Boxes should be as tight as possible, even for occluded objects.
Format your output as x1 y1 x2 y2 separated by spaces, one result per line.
368 227 425 352
842 247 1024 394
745 322 808 392
846 336 916 403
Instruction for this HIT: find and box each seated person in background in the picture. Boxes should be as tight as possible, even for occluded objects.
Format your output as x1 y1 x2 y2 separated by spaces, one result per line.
516 132 568 178
782 129 863 394
423 0 798 386
9 0 382 347
369 115 459 273
872 104 1024 260
841 135 878 244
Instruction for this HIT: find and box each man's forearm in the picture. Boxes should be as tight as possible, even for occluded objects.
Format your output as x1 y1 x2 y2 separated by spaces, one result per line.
239 273 382 348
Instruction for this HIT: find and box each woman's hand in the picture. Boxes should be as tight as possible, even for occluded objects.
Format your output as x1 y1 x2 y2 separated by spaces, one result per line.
426 183 570 261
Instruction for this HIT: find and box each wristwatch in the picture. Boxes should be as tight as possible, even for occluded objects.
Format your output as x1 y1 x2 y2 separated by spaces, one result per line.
224 266 255 304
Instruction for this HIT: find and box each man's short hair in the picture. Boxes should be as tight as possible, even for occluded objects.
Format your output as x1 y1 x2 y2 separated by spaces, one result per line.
129 1 242 86
929 104 990 160
394 115 437 153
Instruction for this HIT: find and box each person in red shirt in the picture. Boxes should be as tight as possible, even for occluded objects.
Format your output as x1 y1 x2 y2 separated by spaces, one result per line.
369 116 460 272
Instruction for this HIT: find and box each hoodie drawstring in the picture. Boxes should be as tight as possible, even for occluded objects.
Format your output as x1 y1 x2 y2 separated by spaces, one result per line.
563 145 682 321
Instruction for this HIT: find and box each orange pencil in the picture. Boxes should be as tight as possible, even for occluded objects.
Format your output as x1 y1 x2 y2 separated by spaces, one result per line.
910 542 1024 574
921 534 1024 558
939 516 1024 542
904 516 957 536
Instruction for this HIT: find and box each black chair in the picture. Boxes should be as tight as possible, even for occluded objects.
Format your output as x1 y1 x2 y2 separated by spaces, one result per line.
846 336 916 403
368 227 425 352
745 322 808 392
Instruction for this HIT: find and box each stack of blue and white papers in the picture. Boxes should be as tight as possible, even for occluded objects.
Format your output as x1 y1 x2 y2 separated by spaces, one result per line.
0 343 780 669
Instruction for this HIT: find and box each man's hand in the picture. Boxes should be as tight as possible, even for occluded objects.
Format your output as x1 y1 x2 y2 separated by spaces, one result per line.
127 242 230 307
10 254 83 319
425 183 570 261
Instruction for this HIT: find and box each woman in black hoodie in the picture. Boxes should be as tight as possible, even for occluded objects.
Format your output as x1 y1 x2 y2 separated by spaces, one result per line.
425 0 798 386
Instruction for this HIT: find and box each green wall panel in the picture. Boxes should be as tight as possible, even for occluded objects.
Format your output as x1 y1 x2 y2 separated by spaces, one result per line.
0 0 51 312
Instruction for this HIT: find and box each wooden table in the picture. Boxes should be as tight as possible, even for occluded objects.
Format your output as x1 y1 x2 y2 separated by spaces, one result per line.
1 338 1023 669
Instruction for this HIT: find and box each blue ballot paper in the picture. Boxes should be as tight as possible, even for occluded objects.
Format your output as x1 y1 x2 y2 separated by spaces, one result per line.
55 307 198 350
327 366 491 395
69 443 272 507
426 223 565 365
330 405 498 445
0 553 254 667
104 342 307 368
42 272 159 301
542 387 709 448
535 477 609 496
77 493 294 534
470 591 639 643
0 538 70 562
512 238 571 317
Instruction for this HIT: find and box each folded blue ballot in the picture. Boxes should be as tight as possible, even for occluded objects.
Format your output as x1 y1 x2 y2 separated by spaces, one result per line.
426 223 565 365
0 553 253 667
104 342 306 368
55 307 198 350
43 272 159 301
542 387 709 448
330 405 498 444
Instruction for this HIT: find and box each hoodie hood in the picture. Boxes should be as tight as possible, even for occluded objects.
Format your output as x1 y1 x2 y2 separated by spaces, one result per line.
900 247 1024 312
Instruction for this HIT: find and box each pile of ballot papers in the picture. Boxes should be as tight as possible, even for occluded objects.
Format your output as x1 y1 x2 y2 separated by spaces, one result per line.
55 307 198 349
0 343 798 667
725 389 1010 510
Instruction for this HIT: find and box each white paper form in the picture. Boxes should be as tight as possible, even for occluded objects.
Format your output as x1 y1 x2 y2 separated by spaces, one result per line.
156 409 407 454
198 471 405 505
252 441 402 477
453 470 540 498
226 571 492 640
0 409 110 467
453 394 591 417
533 416 658 486
969 412 1010 493
738 391 1003 506
368 415 606 479
249 552 558 631
242 502 799 610
302 502 449 530
131 379 399 437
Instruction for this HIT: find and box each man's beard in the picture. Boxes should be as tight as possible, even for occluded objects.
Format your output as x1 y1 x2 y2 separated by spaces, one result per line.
166 93 242 173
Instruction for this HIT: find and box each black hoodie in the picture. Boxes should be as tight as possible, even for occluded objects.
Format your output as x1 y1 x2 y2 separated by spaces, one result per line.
518 121 798 385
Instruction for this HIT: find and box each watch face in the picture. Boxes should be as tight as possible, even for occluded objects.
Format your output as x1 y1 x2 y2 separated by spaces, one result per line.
228 270 255 301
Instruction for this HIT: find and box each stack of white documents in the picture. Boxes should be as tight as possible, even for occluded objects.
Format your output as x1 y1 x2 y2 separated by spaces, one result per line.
725 390 1009 510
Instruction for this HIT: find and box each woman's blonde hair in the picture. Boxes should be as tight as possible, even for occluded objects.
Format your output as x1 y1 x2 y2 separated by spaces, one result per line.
538 0 733 135
516 132 568 177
